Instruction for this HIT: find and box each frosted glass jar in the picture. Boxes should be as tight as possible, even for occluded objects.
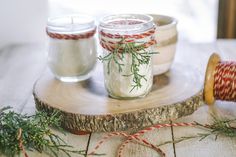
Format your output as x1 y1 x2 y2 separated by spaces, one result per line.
99 14 157 99
150 14 178 75
46 15 97 82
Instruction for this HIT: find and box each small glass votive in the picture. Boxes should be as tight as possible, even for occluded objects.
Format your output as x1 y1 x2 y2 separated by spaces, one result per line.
46 14 97 82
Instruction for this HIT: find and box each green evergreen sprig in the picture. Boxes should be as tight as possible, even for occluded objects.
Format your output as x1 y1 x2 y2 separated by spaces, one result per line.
194 115 236 139
157 116 236 147
98 39 157 92
0 107 96 157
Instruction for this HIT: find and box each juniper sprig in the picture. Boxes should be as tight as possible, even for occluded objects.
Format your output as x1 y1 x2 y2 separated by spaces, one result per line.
98 39 157 92
0 107 86 157
157 115 236 147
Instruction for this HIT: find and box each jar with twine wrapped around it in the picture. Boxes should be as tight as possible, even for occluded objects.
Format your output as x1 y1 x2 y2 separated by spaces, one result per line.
98 14 157 99
46 15 97 82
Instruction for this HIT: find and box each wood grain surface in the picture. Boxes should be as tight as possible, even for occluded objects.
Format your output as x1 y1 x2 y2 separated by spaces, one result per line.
34 62 203 132
1 40 236 157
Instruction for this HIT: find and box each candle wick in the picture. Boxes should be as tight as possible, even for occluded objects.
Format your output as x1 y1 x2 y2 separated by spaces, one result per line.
71 17 74 24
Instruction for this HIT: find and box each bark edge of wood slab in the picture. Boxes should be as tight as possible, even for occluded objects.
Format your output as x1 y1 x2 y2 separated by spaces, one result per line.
33 63 203 133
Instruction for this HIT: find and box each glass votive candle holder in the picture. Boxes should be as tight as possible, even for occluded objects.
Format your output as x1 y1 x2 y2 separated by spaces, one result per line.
46 14 97 82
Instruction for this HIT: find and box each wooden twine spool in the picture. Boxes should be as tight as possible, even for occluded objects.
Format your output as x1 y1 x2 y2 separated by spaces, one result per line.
204 53 236 105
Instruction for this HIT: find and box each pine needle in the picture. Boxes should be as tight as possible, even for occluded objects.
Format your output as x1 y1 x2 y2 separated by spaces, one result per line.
98 39 157 92
0 107 104 157
156 116 236 147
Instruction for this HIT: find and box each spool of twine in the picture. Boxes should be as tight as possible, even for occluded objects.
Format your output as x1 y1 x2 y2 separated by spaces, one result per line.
204 53 236 105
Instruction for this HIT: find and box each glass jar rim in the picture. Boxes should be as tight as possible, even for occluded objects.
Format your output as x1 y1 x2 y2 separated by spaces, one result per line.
47 14 95 34
99 14 154 33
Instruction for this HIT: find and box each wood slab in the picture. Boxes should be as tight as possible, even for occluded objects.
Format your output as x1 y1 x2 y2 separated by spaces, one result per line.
34 63 203 133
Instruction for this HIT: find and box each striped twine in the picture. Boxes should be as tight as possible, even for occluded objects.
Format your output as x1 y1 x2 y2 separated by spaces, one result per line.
46 28 96 40
100 27 155 40
88 122 196 157
100 39 157 52
214 61 236 101
99 27 156 52
17 128 29 157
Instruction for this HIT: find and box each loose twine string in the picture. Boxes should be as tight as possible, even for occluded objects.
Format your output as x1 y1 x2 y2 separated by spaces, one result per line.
88 122 196 157
214 61 236 101
17 128 28 157
17 122 196 157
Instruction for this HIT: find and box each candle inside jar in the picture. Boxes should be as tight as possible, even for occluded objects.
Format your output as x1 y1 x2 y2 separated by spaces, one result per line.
47 15 97 82
99 14 156 99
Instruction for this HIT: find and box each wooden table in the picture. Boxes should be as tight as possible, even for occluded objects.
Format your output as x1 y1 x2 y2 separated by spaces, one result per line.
0 40 236 157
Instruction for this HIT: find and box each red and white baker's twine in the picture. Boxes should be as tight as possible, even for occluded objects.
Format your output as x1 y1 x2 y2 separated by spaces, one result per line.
46 28 96 40
100 28 155 40
88 122 196 157
214 61 236 101
99 27 157 52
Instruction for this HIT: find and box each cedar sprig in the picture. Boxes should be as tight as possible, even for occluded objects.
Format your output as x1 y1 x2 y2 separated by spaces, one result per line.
157 116 236 147
98 39 157 92
0 107 94 157
194 115 236 139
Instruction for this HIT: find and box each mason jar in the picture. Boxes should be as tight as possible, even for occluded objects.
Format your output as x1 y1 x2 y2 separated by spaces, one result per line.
46 15 97 82
98 14 157 99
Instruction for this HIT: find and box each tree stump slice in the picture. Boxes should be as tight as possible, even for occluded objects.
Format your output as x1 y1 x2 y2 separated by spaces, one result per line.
34 63 203 133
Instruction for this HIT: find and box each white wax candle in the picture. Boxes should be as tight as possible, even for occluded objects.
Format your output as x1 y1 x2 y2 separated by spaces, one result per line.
47 15 97 82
